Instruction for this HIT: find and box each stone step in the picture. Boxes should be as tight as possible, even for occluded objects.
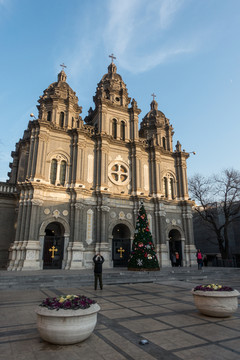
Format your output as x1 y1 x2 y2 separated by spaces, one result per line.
0 267 239 290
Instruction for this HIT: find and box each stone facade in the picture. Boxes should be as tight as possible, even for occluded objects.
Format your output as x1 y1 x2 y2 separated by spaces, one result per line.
0 60 196 270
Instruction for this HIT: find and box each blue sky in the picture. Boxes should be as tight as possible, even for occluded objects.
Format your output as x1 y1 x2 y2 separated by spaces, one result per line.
0 0 240 181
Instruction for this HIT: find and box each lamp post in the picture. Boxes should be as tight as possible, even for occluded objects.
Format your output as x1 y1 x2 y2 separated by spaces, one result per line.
30 113 37 120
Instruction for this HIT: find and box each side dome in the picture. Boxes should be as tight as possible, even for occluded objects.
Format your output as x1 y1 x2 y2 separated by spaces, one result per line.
140 99 168 131
93 61 131 108
37 70 82 129
140 99 174 151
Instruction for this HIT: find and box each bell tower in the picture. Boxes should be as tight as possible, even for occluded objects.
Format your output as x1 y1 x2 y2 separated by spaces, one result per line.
139 95 174 151
84 55 139 141
37 65 82 129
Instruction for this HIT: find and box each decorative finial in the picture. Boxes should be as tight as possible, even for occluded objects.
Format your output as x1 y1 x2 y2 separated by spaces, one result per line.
109 53 116 63
60 63 67 71
151 93 156 101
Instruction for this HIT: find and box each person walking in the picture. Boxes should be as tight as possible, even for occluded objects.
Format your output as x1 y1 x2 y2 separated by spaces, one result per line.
93 253 104 290
196 249 203 270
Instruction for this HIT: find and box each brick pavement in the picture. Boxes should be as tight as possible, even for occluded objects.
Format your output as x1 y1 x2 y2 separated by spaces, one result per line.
0 271 240 359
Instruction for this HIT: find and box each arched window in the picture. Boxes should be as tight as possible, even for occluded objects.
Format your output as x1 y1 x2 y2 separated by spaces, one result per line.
47 111 52 122
72 117 74 127
60 160 66 186
162 137 166 150
112 119 117 139
50 159 57 185
60 112 64 127
164 177 168 197
120 121 125 141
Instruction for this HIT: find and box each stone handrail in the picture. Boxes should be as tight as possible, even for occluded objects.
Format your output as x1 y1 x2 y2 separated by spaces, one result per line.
0 182 17 194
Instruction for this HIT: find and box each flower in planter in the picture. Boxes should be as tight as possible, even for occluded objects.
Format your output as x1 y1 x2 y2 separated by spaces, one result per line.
39 294 96 310
193 284 234 292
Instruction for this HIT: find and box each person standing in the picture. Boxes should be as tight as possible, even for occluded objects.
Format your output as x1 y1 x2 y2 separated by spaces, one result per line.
203 254 208 267
93 253 104 290
175 252 180 267
197 249 203 270
171 253 176 267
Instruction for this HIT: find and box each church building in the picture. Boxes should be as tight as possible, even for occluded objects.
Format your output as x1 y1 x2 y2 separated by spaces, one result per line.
0 57 196 270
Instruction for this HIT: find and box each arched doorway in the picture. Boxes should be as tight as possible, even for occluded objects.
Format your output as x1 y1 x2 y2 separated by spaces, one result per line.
112 224 131 267
43 222 65 269
169 229 182 266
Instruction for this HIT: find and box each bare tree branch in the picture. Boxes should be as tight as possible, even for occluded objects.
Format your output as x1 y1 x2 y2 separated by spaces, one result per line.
189 168 240 259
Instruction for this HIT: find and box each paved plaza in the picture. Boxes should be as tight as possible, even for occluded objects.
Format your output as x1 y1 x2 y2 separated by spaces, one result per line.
0 269 240 359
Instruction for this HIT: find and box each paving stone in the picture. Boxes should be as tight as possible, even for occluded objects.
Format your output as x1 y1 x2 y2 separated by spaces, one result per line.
99 328 157 360
142 328 207 350
0 267 240 359
155 314 207 327
136 305 174 315
119 318 172 333
174 344 240 360
100 308 140 319
184 323 240 342
221 338 240 352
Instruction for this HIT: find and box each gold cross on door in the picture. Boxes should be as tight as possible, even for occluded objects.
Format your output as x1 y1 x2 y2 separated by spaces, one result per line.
117 247 125 258
49 246 58 258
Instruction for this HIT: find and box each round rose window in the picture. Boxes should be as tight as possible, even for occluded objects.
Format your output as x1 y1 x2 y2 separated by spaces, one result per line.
109 163 129 185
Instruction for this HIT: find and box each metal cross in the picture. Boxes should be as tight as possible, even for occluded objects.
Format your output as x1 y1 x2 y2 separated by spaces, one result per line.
60 63 67 71
49 246 58 259
109 53 116 63
117 247 125 258
151 93 156 101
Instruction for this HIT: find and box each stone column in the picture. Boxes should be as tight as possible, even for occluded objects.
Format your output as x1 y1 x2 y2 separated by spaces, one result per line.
8 194 24 270
19 199 28 243
26 130 35 178
96 138 102 192
157 204 167 267
69 203 85 270
182 209 196 266
101 205 110 243
28 199 42 240
149 149 155 196
72 133 78 185
30 128 39 180
69 135 74 185
130 143 137 195
20 198 43 270
23 196 33 241
74 203 84 243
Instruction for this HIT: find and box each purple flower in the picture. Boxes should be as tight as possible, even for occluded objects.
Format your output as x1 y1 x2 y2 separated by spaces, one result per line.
193 284 234 292
39 295 96 310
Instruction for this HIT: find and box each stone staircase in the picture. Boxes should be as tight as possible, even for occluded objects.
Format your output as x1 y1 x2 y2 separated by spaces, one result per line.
0 267 239 290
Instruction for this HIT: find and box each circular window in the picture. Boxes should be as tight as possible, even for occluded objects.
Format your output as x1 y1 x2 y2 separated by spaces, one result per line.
109 162 129 185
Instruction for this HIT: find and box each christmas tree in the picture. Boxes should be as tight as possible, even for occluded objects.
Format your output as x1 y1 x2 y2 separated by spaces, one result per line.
128 204 160 271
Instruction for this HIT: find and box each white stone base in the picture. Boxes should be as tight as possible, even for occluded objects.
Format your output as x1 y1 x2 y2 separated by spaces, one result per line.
36 303 100 345
192 289 240 317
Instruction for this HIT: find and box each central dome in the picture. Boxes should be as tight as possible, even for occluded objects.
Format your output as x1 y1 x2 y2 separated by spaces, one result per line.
93 61 131 108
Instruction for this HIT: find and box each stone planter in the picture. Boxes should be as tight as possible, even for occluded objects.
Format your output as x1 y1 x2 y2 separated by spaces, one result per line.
36 303 100 345
192 289 239 317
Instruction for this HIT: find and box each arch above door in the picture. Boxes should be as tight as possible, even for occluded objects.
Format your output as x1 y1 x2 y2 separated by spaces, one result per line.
43 221 65 269
112 223 131 267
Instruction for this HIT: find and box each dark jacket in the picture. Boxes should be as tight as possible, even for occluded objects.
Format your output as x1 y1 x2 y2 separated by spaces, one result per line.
93 255 104 273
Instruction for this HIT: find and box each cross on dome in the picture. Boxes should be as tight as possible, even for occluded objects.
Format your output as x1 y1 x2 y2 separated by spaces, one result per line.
109 53 116 63
60 63 67 71
151 93 156 101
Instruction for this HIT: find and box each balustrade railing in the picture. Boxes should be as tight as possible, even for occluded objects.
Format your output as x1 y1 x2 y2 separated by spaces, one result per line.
0 182 17 194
